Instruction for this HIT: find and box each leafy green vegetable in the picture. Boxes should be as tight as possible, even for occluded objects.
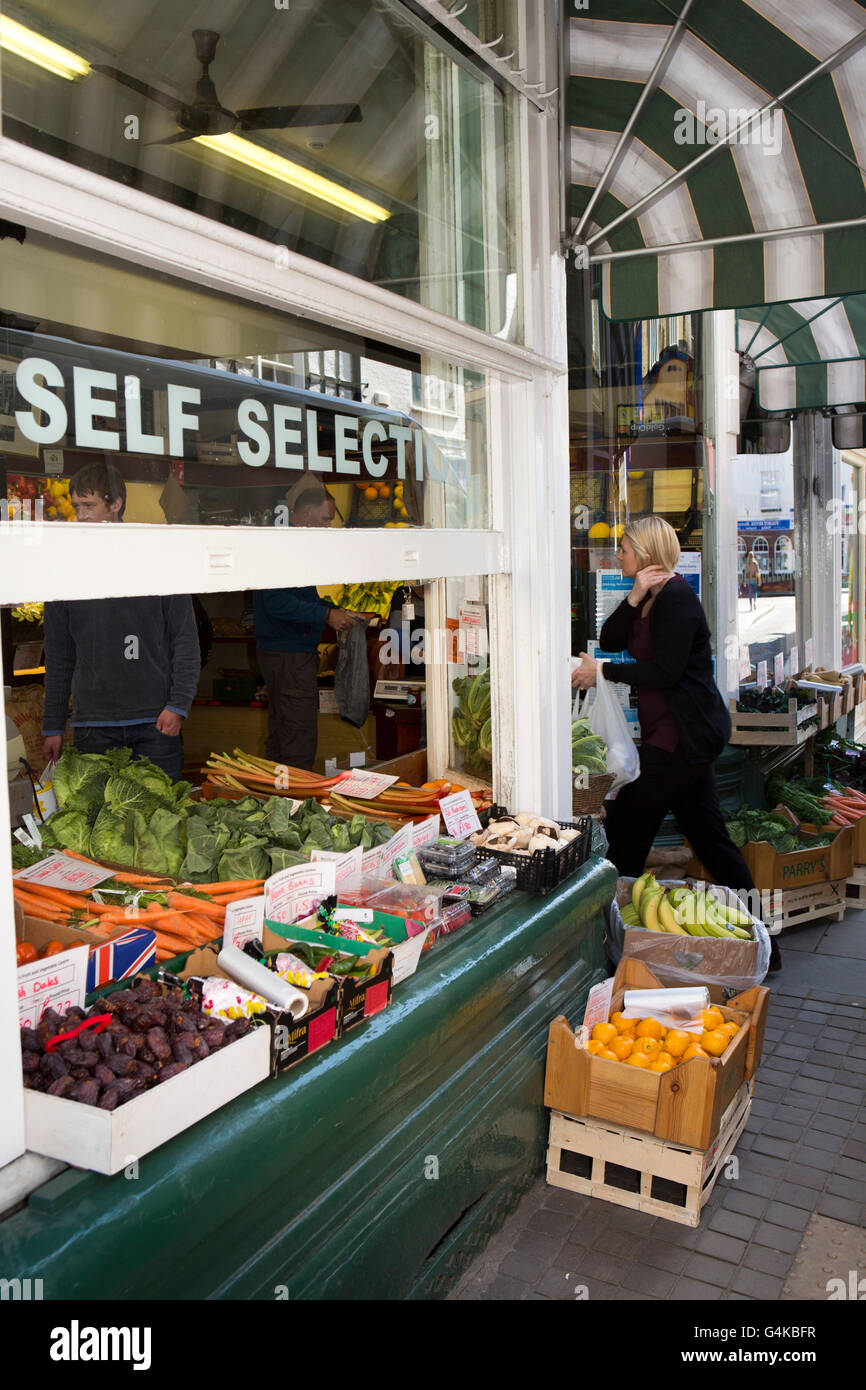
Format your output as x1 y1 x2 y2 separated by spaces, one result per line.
53 747 112 818
132 807 186 877
40 809 93 855
90 805 136 867
104 770 169 819
267 846 309 873
11 842 49 869
217 838 270 882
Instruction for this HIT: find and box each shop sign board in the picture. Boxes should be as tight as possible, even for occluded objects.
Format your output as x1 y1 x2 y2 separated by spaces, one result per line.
7 329 457 484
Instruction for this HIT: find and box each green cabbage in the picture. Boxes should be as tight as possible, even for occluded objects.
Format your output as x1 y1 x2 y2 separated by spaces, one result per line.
40 809 92 855
217 839 270 883
133 808 186 877
53 747 112 818
90 806 136 868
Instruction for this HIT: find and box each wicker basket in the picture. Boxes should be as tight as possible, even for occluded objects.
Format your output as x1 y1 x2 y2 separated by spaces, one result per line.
572 773 615 817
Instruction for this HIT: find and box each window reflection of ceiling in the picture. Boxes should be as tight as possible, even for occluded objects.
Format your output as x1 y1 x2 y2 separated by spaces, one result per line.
2 0 432 265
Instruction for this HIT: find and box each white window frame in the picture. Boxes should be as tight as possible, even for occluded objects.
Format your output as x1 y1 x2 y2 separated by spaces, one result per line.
0 5 570 1172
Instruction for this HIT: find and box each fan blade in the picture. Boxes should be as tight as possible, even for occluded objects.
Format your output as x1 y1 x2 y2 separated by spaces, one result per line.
144 131 198 147
91 64 184 116
237 103 362 131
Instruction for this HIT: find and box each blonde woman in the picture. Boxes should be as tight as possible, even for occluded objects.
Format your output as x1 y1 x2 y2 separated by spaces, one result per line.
743 550 762 610
572 516 779 972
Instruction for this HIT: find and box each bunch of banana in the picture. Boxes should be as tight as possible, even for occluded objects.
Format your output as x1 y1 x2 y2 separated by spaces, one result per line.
626 875 753 940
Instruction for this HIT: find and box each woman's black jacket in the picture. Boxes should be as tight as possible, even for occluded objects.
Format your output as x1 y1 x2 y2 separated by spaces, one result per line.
599 578 731 765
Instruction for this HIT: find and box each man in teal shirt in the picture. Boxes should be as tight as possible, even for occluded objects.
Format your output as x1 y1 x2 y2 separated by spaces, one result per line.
254 486 357 771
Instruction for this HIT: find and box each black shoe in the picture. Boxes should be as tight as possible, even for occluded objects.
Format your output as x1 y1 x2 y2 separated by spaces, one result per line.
767 936 782 974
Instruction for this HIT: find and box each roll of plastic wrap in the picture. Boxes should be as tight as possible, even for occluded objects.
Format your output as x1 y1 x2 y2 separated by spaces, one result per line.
623 986 709 1029
218 944 309 1018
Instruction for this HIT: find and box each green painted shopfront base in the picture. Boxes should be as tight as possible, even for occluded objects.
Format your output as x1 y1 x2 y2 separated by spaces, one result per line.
1 857 615 1300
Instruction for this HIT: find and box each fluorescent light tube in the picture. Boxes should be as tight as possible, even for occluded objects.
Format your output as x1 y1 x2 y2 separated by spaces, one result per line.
195 132 390 224
0 16 90 80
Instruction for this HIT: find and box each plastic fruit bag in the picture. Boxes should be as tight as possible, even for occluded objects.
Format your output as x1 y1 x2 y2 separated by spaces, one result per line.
587 671 639 797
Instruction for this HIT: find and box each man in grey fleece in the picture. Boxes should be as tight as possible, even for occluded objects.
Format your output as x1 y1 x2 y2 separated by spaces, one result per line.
40 463 200 783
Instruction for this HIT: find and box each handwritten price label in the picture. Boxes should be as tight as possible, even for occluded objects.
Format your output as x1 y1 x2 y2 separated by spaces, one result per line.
334 770 399 799
265 861 336 925
757 660 769 691
224 897 265 950
14 852 114 891
439 791 481 841
805 637 813 668
774 652 785 686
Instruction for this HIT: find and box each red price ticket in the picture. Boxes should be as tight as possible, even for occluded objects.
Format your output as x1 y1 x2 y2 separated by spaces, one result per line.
334 769 399 799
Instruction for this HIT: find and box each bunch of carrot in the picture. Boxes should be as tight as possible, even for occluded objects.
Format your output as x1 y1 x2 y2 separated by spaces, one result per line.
821 786 866 828
13 859 266 964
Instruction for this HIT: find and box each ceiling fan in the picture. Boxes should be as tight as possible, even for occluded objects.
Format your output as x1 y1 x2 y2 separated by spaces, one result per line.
92 29 362 145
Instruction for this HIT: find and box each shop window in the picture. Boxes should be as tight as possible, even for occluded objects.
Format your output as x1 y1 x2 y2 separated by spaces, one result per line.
0 230 490 530
737 537 747 575
0 0 522 338
751 536 769 575
773 535 794 576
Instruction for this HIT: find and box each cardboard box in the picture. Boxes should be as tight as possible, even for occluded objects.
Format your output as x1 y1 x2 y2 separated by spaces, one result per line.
610 878 768 991
15 898 157 1008
178 942 339 1077
265 901 428 987
544 957 769 1150
261 919 394 1032
15 913 89 1029
24 1024 270 1175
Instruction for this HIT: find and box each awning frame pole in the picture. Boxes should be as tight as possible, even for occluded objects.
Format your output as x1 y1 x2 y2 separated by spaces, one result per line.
571 0 696 242
591 213 866 262
749 295 848 363
585 26 866 250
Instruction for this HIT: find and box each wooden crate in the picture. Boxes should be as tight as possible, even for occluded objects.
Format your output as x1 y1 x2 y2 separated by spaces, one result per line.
818 691 845 730
728 697 817 747
547 1082 752 1228
765 878 848 931
741 813 854 890
845 864 866 903
544 958 768 1151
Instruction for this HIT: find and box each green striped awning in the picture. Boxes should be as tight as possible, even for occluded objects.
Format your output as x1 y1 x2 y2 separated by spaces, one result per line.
568 0 866 321
737 296 866 410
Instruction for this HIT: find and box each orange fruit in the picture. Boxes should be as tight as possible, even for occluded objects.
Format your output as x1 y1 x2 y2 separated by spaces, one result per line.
664 1029 691 1058
591 1022 617 1046
610 1036 634 1061
650 1053 675 1073
701 1007 724 1030
635 1017 666 1040
585 1039 605 1055
633 1036 660 1058
682 1044 709 1062
597 1048 619 1062
701 1029 730 1057
364 486 379 500
625 1052 650 1068
717 1021 739 1040
611 1012 635 1034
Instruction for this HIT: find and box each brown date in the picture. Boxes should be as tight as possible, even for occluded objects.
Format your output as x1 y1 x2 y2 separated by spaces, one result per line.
199 1027 225 1050
47 1075 75 1098
146 1028 171 1061
70 1067 91 1081
172 1039 194 1065
78 1029 99 1053
20 1028 40 1052
105 1052 136 1077
24 1073 46 1091
94 1063 115 1086
98 1086 122 1110
156 1061 189 1082
42 1053 69 1080
70 1078 100 1106
96 1033 115 1059
223 1018 251 1042
21 1051 39 1074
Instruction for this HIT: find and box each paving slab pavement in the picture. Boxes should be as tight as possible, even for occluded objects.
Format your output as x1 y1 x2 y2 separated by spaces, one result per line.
451 909 866 1302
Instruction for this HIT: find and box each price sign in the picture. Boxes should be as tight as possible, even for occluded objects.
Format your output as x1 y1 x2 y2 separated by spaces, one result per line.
17 943 88 1028
412 814 440 849
757 661 769 690
311 846 363 890
224 897 265 950
14 852 115 892
361 845 383 878
378 822 414 876
580 977 614 1046
790 647 799 679
805 637 813 668
439 790 482 841
265 861 336 926
738 644 751 682
774 652 785 686
334 769 398 799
